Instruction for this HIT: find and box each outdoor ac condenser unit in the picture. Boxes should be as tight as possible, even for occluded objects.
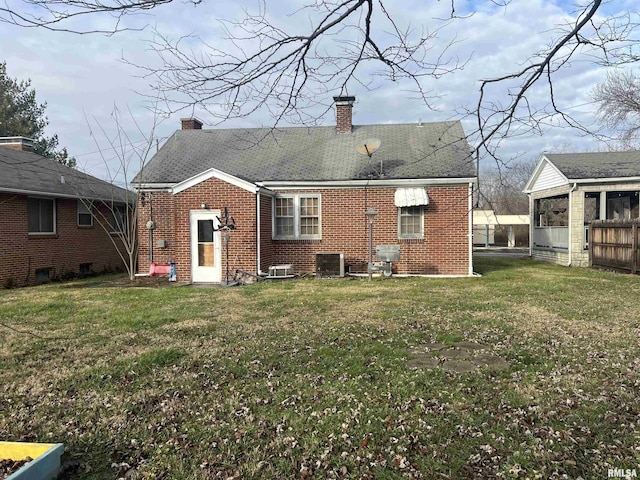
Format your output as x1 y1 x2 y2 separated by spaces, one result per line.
315 253 345 277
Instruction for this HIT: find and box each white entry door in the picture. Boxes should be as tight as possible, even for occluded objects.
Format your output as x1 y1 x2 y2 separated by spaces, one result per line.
190 210 222 283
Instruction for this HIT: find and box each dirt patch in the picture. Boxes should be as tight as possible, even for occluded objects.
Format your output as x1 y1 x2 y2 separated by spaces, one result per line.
1 457 32 478
408 341 510 374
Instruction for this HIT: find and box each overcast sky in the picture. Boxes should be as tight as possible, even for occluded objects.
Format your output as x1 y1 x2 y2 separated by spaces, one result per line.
1 0 634 185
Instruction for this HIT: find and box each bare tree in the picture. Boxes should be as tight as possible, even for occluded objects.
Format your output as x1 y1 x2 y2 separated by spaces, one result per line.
593 69 640 148
74 105 161 280
478 158 536 215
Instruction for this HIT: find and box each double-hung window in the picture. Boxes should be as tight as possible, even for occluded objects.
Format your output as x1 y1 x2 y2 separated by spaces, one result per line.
77 201 93 227
28 197 55 234
398 206 424 239
273 195 321 239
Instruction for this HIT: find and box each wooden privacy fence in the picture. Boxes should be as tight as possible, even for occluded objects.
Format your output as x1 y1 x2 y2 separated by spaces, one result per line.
589 220 640 274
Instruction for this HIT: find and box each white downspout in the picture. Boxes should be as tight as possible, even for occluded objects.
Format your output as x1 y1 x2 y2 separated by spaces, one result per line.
256 192 261 275
567 183 577 266
528 193 533 257
468 182 474 275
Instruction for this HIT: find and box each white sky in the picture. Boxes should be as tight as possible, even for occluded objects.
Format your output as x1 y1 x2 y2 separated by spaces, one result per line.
1 0 634 185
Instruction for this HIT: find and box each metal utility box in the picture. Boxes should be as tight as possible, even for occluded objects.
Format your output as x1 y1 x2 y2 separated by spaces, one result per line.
315 253 345 277
268 264 294 278
375 245 401 262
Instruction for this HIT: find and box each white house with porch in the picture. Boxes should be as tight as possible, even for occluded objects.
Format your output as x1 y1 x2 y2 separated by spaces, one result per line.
524 151 640 267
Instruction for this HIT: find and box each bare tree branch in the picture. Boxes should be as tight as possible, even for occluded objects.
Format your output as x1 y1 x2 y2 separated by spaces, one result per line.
593 69 640 148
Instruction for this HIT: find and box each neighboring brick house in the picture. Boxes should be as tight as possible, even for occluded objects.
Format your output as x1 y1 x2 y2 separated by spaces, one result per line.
134 97 477 283
0 137 131 287
524 151 640 267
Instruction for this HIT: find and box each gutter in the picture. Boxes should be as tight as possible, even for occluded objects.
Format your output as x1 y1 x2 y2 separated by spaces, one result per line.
528 193 533 257
567 182 577 267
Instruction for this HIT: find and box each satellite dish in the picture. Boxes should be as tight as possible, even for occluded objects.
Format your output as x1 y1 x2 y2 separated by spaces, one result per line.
356 138 381 158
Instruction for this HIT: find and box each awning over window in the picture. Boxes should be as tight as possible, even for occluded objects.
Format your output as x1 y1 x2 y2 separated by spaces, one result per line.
394 188 429 207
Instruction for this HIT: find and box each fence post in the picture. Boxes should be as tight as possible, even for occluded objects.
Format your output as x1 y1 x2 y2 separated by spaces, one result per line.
633 223 638 275
589 223 593 267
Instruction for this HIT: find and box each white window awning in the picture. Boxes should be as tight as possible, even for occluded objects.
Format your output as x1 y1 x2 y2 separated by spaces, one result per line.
394 188 429 207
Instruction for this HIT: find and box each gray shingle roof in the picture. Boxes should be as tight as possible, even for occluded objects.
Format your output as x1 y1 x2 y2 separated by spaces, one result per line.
545 151 640 179
0 147 131 202
135 121 475 185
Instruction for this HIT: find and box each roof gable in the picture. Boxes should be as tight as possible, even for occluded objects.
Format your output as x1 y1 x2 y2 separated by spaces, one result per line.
135 121 475 186
524 155 568 193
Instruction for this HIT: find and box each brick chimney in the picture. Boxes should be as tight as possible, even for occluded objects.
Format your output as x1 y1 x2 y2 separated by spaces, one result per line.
0 137 35 152
180 118 203 130
333 96 355 134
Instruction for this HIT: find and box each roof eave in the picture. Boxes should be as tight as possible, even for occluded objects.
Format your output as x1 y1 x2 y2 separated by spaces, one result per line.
260 177 477 190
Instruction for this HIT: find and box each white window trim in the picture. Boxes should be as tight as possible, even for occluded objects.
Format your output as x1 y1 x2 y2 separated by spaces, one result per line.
28 196 56 235
77 200 93 227
398 206 424 239
272 194 322 240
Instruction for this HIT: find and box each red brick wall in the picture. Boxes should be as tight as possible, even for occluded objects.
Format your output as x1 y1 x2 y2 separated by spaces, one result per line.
137 179 258 282
137 182 471 281
0 194 126 288
137 190 177 272
269 185 471 275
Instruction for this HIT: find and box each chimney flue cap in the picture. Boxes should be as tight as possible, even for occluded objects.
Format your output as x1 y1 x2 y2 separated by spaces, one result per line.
333 96 355 104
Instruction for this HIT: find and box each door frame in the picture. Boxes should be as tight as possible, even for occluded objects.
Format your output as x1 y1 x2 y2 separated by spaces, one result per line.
190 209 222 283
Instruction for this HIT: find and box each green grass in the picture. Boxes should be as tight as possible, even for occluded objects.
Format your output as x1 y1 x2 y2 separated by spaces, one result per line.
1 257 639 479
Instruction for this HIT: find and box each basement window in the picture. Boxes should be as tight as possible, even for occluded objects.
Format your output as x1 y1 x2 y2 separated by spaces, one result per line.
79 263 93 275
35 267 51 282
273 195 321 240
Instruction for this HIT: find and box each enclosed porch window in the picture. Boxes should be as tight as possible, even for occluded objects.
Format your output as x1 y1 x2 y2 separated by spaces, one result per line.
533 195 568 250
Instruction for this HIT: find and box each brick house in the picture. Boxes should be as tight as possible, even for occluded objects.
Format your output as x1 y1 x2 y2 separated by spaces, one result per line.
524 151 640 267
134 97 477 283
0 137 131 287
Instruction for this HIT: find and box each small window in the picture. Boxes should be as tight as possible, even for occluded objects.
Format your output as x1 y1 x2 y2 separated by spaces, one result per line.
273 195 322 239
35 267 51 282
398 206 423 239
28 197 55 234
79 263 93 275
110 205 127 234
78 201 93 226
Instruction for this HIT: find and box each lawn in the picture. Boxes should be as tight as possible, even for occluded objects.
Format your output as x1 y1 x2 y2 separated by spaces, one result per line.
0 257 639 479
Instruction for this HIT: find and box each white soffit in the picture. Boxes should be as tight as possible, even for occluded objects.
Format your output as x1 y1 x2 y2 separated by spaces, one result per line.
394 187 429 207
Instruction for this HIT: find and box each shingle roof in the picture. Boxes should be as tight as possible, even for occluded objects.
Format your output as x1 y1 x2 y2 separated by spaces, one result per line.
135 121 475 185
0 147 131 202
545 151 640 179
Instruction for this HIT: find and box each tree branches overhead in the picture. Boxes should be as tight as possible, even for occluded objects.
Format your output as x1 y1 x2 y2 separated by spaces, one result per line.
136 0 465 127
3 0 640 164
